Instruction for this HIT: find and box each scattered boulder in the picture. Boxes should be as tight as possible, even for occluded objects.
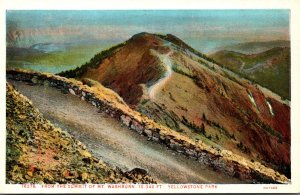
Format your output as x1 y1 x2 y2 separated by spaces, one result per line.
126 168 148 176
69 88 76 96
120 115 131 127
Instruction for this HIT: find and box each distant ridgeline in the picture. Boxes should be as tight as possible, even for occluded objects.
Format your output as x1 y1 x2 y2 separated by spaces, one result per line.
210 44 290 100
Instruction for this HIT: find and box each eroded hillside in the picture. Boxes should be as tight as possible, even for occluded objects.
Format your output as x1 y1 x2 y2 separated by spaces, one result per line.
58 33 290 178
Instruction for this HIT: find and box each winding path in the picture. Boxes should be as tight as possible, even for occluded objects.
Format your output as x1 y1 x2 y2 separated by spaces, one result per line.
239 62 245 72
148 50 173 99
244 62 265 73
9 80 243 184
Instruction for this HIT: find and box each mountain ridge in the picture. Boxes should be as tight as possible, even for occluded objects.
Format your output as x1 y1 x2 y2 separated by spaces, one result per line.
59 32 220 79
58 32 290 177
212 40 290 54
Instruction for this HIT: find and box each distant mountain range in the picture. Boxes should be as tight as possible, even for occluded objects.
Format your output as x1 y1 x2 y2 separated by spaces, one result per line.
213 40 290 54
60 32 291 177
6 47 43 59
209 45 290 100
7 42 68 57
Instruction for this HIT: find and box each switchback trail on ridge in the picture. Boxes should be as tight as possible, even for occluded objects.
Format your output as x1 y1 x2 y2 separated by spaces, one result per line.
148 50 173 99
9 80 244 184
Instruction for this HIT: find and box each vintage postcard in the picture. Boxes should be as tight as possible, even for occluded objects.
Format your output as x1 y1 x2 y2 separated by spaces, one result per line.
1 0 300 193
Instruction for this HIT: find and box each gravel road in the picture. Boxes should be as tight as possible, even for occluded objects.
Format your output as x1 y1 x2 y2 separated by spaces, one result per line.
9 80 244 184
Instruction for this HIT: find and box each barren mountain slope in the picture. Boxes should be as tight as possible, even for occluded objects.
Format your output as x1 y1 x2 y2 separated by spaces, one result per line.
60 33 290 177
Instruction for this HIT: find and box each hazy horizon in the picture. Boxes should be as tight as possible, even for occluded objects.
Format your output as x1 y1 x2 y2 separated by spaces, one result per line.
6 10 290 53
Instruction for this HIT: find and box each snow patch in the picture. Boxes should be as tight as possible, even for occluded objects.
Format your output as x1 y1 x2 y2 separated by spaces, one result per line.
266 100 275 116
248 91 258 110
69 88 76 96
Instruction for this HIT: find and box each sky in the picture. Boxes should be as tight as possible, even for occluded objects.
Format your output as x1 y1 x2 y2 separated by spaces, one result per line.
6 10 290 53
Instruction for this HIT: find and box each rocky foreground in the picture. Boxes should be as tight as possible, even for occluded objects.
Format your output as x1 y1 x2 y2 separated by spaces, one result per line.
6 83 156 184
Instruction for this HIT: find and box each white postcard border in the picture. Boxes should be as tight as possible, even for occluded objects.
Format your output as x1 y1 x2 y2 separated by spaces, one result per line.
0 0 299 193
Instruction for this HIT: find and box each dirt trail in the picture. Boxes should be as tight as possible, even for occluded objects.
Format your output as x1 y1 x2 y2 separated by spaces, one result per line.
239 62 245 72
9 80 244 184
148 50 173 99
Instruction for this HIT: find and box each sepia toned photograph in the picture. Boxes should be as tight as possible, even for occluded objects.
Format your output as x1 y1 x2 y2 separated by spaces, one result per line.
1 0 300 193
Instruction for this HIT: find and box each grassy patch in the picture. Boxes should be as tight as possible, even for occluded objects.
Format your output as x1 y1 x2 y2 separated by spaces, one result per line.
210 47 290 100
